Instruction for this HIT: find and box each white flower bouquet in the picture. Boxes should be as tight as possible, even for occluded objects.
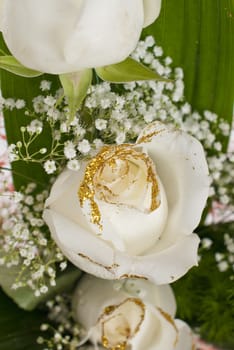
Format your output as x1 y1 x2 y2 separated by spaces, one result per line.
0 1 233 350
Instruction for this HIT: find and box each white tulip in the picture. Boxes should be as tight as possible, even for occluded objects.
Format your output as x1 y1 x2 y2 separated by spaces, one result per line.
73 275 195 350
0 0 161 74
43 121 210 284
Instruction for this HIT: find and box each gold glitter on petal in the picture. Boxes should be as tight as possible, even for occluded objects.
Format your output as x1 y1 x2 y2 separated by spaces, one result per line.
77 253 119 272
157 307 179 346
118 274 148 280
78 144 160 230
136 121 167 144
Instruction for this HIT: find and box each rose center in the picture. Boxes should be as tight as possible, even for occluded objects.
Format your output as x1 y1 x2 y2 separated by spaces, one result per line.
99 298 145 350
78 144 161 229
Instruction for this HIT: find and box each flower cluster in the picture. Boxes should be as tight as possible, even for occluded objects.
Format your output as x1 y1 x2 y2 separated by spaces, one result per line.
0 180 67 295
0 35 232 350
4 37 232 213
201 233 234 276
37 294 81 350
215 233 234 275
0 35 232 297
3 83 100 175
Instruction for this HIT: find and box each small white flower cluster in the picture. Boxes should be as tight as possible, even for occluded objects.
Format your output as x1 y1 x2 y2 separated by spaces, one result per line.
207 146 234 222
201 233 234 277
37 294 81 350
0 172 18 233
7 82 103 175
0 96 25 111
215 233 234 276
0 181 67 296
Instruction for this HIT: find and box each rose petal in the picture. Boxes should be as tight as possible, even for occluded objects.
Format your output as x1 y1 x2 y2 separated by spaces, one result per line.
64 0 144 69
45 167 90 230
137 122 210 247
143 0 162 27
122 279 176 316
73 277 126 330
174 319 194 350
132 304 178 350
43 209 117 279
128 233 200 284
1 0 145 73
0 0 6 31
1 0 82 73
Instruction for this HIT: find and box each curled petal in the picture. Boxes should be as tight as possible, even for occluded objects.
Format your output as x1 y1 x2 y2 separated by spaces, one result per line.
143 0 162 27
43 209 117 280
123 233 200 284
137 122 210 246
131 304 178 350
174 320 194 350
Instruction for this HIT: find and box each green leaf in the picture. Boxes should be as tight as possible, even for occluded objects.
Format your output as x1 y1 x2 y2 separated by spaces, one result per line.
0 264 82 311
0 289 45 350
95 57 169 83
143 0 234 149
0 55 43 77
59 69 93 123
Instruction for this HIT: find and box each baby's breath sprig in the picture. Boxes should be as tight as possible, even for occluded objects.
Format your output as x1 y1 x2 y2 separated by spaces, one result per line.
0 180 67 296
37 294 82 350
6 86 101 175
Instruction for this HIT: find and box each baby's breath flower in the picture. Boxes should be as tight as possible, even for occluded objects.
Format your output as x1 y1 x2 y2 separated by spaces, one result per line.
8 144 19 162
67 159 80 171
33 95 47 113
77 139 91 154
95 118 107 131
15 99 26 109
4 98 15 110
44 95 56 107
218 261 229 272
60 261 67 271
40 80 52 91
115 132 126 144
64 141 76 160
153 45 163 57
44 160 57 174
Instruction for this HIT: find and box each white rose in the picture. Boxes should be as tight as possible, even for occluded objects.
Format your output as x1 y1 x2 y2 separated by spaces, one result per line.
73 275 195 350
43 122 210 284
0 0 161 74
